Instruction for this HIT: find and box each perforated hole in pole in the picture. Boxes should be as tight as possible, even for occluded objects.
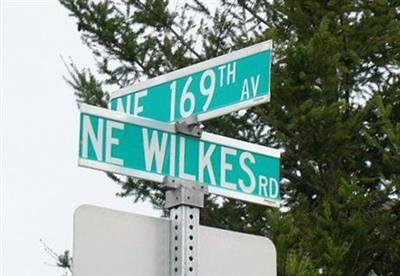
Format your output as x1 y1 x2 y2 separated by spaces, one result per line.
172 208 180 275
187 210 196 274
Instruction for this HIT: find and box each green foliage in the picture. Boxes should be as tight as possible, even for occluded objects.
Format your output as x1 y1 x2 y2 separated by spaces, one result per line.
41 239 72 276
57 250 73 271
284 253 317 276
60 0 400 274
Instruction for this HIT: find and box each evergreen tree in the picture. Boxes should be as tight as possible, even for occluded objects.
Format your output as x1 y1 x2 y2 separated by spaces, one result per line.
60 0 400 274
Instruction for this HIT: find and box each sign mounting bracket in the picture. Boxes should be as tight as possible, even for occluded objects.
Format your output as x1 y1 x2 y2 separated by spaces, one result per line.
175 116 202 137
164 176 208 209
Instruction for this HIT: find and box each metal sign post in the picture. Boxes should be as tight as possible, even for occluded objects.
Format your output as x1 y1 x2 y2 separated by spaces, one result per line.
165 118 209 276
164 176 208 276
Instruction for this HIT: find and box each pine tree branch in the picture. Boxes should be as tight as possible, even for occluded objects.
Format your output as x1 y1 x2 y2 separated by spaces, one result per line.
134 0 202 60
168 26 202 59
237 0 269 27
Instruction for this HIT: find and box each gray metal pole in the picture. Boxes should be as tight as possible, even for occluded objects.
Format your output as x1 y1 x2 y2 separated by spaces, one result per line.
170 205 199 276
164 177 208 276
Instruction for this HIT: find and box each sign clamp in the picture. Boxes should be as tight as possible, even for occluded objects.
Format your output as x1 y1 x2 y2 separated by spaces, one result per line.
175 116 203 138
164 176 208 276
164 176 209 209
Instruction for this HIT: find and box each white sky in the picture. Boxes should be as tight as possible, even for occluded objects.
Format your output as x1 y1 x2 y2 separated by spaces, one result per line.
1 1 161 275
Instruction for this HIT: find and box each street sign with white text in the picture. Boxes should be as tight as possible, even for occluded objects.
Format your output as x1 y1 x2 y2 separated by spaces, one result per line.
78 104 281 207
109 40 272 122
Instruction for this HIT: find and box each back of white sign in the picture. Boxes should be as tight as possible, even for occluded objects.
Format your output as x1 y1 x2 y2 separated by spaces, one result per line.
73 205 276 276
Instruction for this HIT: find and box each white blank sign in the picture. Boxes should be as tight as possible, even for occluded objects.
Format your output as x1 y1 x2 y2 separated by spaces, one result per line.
73 205 276 276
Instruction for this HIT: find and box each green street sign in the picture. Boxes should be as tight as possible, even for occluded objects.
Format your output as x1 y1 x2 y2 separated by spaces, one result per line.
109 40 272 123
79 104 281 207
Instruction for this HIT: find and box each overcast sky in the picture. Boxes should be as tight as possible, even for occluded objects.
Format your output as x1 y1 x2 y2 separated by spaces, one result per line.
2 1 161 275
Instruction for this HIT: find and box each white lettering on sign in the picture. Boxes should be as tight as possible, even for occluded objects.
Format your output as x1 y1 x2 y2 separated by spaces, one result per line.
238 152 256 193
259 175 279 198
217 62 236 87
169 62 238 121
105 121 124 165
142 129 168 173
138 127 278 198
178 137 196 180
269 178 279 198
218 65 225 87
259 175 268 197
82 115 123 165
116 95 131 114
115 90 147 116
169 81 176 122
241 79 250 100
227 62 236 85
179 77 195 118
169 134 176 176
220 147 237 190
251 75 260 96
200 69 216 112
198 142 216 185
241 75 260 100
133 90 147 116
82 115 103 161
